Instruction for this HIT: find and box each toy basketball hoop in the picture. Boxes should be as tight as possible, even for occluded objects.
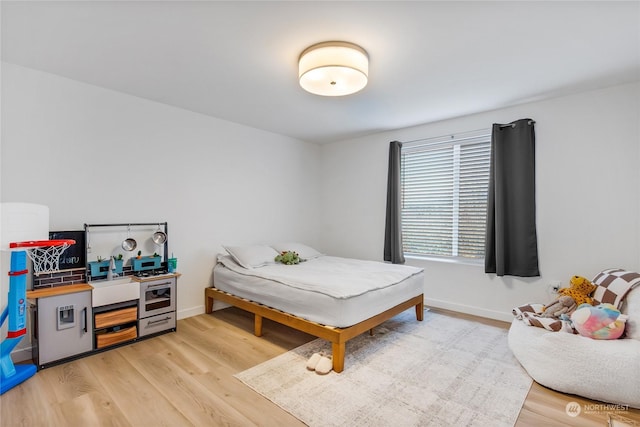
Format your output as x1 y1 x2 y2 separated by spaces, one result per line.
1 203 54 394
9 239 75 276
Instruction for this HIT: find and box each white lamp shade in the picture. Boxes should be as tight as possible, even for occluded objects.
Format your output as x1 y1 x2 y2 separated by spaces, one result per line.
299 42 369 97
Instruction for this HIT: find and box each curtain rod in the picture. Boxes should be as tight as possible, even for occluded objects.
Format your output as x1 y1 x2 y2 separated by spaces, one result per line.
402 119 535 146
84 222 167 228
402 128 490 145
498 120 536 129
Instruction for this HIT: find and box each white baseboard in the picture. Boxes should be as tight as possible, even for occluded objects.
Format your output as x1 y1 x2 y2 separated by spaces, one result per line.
177 301 230 320
424 298 513 323
177 305 204 320
11 346 33 363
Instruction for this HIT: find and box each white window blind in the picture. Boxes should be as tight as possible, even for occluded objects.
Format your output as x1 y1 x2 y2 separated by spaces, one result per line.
401 131 491 260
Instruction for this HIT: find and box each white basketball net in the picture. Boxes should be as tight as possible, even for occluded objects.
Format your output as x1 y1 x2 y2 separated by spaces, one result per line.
26 242 71 275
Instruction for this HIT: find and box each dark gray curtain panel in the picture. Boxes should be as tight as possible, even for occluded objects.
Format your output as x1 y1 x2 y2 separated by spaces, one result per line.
484 119 539 277
384 141 405 264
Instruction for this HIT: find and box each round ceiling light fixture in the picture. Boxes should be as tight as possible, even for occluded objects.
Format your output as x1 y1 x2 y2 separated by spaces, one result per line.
298 41 369 97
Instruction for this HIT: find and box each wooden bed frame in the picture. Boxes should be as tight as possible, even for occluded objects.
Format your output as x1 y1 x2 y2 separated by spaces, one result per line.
205 287 424 373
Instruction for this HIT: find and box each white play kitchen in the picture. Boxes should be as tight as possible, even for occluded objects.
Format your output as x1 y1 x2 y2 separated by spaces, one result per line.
28 222 178 369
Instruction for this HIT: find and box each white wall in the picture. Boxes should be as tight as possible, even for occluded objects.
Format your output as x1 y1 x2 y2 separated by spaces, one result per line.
1 63 321 320
319 82 640 321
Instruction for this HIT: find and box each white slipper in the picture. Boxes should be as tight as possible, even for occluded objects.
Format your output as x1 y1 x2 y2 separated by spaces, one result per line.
315 356 332 375
306 352 322 370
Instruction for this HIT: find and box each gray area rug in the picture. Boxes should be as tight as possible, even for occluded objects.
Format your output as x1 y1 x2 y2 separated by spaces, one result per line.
235 310 532 426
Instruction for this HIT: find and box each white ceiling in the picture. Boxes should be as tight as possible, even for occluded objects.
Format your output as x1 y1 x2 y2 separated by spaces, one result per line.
2 1 639 144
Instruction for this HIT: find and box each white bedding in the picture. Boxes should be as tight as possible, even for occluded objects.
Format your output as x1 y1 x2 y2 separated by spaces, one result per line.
213 254 424 327
216 254 422 298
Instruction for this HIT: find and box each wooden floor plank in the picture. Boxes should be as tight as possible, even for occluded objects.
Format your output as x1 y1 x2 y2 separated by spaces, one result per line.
0 364 66 426
194 371 306 427
53 391 130 427
40 359 110 403
516 381 639 427
81 350 191 426
126 349 256 426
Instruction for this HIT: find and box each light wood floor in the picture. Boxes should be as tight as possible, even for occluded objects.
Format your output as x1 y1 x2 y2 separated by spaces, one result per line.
2 307 639 426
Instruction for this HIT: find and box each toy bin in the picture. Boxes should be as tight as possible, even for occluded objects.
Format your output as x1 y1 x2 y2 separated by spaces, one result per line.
88 259 123 278
131 256 162 272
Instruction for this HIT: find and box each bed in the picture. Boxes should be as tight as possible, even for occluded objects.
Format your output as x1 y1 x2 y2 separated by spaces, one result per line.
204 244 424 373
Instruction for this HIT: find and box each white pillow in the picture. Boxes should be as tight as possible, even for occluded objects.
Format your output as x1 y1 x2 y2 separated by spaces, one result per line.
270 243 323 260
223 245 279 269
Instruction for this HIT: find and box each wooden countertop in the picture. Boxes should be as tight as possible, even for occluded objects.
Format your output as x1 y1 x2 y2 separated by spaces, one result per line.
27 283 93 299
26 273 181 298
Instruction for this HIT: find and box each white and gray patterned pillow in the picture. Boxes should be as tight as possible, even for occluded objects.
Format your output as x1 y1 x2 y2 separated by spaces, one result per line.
591 269 640 309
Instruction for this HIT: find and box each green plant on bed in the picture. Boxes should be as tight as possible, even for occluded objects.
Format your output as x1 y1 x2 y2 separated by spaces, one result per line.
275 251 303 265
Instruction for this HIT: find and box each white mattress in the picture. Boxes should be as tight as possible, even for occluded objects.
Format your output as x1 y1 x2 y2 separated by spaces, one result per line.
212 255 424 327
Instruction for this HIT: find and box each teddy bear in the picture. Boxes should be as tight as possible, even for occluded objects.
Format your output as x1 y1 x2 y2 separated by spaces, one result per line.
541 295 576 318
570 303 628 339
541 275 595 318
556 275 596 306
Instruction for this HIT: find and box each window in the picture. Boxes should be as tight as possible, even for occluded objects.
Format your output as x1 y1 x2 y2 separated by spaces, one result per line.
401 130 491 260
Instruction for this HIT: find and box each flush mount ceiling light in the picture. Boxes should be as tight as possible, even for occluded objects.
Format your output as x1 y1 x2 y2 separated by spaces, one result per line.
298 41 369 96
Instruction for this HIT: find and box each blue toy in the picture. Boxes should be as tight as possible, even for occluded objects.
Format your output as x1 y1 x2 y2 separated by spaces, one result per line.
1 249 37 394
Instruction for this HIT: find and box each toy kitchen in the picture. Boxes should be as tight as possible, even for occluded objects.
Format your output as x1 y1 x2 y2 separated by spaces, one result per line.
27 222 179 369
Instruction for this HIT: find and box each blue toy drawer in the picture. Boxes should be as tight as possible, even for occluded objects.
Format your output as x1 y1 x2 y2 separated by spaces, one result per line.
89 259 123 278
131 256 162 271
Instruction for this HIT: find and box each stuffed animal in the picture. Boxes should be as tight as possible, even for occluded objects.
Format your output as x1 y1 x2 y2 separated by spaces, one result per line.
570 303 628 340
274 250 303 265
541 295 577 318
557 275 597 306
